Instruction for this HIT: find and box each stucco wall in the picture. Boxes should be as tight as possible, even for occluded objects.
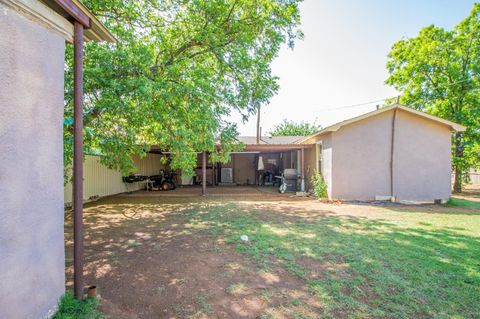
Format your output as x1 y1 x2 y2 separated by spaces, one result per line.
394 110 452 201
331 111 392 200
0 4 66 318
316 133 333 199
303 147 315 191
316 109 453 201
64 154 164 204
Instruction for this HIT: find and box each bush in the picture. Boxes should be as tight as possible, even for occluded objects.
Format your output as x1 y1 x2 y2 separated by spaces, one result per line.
53 292 103 319
311 170 328 198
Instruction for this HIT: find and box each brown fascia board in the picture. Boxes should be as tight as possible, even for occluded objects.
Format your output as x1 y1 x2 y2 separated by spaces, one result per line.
149 143 311 154
244 144 312 152
42 0 116 43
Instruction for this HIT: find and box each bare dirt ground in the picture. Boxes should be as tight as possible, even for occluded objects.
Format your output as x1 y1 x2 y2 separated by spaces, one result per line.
454 184 480 202
64 186 479 318
65 192 318 319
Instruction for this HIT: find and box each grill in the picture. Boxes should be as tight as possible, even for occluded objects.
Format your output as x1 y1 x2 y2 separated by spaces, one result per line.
283 169 298 191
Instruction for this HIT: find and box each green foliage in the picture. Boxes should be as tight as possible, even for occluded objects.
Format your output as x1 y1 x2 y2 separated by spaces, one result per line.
64 0 303 176
268 119 320 136
53 293 102 319
310 169 327 198
386 4 480 191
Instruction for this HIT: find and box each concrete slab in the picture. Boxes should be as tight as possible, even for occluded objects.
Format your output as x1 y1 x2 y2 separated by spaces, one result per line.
123 185 297 198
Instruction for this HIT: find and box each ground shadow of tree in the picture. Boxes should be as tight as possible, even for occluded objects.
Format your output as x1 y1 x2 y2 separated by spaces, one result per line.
65 196 480 318
65 196 324 318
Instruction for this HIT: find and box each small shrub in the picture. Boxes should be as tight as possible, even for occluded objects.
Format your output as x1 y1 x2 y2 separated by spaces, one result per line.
311 170 328 198
53 292 103 319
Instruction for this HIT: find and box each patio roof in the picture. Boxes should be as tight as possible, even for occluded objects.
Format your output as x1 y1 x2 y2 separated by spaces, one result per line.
237 136 305 145
243 143 312 152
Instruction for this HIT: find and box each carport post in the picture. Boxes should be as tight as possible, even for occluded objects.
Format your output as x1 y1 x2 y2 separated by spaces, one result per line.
73 21 85 300
212 162 215 187
300 147 305 192
202 151 207 195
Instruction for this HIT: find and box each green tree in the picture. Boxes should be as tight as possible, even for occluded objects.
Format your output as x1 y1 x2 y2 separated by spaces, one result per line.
64 0 303 176
386 4 480 192
268 119 320 136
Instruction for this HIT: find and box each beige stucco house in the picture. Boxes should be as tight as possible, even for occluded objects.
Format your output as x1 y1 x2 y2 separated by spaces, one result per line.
0 1 113 318
297 104 466 201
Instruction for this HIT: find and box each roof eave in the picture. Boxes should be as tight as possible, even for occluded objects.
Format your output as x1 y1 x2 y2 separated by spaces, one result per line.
294 128 336 144
296 103 466 143
71 0 116 43
42 0 116 43
453 124 467 132
395 104 466 132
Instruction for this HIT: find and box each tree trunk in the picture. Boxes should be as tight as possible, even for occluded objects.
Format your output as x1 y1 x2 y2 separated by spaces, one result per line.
453 132 463 193
453 166 463 193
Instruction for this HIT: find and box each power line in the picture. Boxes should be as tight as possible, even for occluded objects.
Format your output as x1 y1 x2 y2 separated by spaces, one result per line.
314 77 477 112
315 98 390 112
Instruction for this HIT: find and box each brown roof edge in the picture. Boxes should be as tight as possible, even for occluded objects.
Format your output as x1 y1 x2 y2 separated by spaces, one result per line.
295 103 466 144
244 144 313 152
71 0 116 43
54 0 89 27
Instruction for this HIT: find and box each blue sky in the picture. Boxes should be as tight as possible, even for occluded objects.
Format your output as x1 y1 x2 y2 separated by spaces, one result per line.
232 0 476 135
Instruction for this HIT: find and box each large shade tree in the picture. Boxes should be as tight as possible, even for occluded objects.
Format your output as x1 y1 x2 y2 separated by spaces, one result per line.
268 119 320 136
64 0 303 176
386 4 480 192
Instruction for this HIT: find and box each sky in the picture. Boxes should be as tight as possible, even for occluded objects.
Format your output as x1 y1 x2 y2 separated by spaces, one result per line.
230 0 476 136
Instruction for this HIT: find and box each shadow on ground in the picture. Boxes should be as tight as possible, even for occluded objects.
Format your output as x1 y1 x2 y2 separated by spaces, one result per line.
64 194 480 318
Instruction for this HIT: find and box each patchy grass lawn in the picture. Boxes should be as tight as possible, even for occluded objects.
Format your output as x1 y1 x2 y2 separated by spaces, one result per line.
186 201 480 318
53 293 102 319
447 197 480 209
66 193 480 319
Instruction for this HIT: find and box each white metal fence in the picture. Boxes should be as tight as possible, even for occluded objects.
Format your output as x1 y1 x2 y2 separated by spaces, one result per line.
64 153 164 204
468 171 480 184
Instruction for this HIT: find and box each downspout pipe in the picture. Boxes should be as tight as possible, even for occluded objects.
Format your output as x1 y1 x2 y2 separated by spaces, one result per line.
390 105 398 201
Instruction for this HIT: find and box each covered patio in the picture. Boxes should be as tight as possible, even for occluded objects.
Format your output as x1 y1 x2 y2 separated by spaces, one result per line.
148 137 314 196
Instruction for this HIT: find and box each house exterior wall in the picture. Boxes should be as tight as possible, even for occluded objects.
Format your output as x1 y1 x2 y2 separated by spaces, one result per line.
393 110 452 201
232 153 256 185
0 3 68 318
311 109 453 201
195 152 214 184
331 111 392 200
303 147 314 190
280 151 292 170
314 133 333 199
64 154 164 204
